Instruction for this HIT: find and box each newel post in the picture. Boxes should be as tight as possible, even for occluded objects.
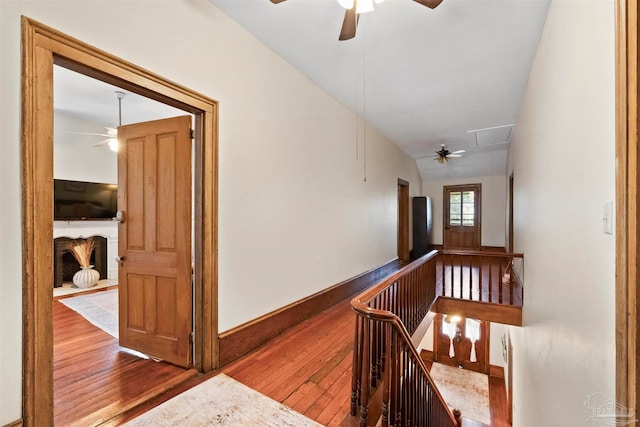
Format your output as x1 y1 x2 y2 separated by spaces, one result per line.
453 408 462 426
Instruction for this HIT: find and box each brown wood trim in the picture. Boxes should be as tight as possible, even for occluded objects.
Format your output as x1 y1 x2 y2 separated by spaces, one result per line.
420 349 434 362
615 0 638 416
218 258 402 366
433 244 507 253
21 17 219 426
480 246 507 253
440 249 523 258
434 296 522 327
2 419 23 427
489 365 505 379
398 179 410 262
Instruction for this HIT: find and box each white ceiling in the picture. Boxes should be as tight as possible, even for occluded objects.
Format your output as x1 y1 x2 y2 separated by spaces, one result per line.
54 0 550 182
54 66 185 128
210 0 550 181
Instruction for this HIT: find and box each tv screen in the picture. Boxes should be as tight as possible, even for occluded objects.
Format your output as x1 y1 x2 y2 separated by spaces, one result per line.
54 179 118 220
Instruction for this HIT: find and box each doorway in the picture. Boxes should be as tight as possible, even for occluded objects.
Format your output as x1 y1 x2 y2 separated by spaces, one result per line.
22 17 218 426
433 313 489 374
398 179 410 261
443 184 482 249
508 173 514 253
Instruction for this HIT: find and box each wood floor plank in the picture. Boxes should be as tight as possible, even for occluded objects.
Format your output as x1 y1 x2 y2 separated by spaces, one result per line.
53 297 196 426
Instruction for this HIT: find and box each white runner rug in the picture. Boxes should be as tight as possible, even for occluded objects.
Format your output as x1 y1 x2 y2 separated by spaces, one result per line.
123 373 323 426
59 289 119 339
429 362 491 425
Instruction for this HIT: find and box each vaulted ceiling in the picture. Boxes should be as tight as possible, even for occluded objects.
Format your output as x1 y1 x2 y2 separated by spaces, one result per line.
210 0 550 181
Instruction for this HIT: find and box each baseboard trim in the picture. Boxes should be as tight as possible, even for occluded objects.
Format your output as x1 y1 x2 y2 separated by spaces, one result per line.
3 418 23 427
490 364 505 379
218 259 401 367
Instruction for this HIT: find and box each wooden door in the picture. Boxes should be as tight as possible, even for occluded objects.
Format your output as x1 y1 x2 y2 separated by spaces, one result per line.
433 314 489 374
117 115 193 367
398 180 410 261
443 184 481 249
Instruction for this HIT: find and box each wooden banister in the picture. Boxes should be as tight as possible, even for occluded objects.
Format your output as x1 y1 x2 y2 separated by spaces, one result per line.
350 251 458 427
350 249 524 425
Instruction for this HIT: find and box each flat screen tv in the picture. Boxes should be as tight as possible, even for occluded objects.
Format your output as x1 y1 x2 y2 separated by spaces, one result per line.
54 179 118 221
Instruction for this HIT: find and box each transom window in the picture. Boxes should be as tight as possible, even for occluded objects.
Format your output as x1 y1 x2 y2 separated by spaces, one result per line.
449 190 475 226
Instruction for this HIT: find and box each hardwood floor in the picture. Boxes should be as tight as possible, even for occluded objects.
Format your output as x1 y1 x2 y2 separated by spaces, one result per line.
53 292 197 426
223 297 358 426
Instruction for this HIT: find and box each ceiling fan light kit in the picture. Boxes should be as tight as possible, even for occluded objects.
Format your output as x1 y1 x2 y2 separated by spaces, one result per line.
337 0 382 14
433 144 465 164
269 0 443 41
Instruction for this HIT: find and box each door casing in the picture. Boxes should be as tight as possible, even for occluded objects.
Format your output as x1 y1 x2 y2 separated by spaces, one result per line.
21 17 218 426
443 184 482 250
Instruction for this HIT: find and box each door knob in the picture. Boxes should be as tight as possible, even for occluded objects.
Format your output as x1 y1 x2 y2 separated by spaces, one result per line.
115 256 124 267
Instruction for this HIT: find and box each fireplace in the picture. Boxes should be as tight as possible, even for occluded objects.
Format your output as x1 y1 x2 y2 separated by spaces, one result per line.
53 236 108 288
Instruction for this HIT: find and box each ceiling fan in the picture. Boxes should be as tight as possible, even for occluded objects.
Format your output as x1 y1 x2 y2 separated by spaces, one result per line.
431 144 465 163
269 0 444 41
66 91 126 152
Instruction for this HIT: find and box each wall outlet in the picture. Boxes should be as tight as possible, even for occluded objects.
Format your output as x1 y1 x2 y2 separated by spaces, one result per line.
603 201 613 235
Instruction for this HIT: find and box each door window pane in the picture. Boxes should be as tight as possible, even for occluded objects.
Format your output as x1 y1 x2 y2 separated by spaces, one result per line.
450 190 475 226
462 191 475 226
449 192 461 226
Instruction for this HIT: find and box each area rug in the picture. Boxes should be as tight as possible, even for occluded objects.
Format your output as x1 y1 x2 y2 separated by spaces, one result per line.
123 373 323 426
429 362 491 425
58 289 118 339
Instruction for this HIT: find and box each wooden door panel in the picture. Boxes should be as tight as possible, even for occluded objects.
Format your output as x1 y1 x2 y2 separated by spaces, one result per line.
118 115 192 368
444 184 481 249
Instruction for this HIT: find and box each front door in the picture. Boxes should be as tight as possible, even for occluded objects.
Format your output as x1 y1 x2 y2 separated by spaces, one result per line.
434 314 489 374
117 115 193 368
443 184 481 249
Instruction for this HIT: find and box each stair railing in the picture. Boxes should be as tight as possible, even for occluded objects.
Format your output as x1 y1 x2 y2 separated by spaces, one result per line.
350 250 459 427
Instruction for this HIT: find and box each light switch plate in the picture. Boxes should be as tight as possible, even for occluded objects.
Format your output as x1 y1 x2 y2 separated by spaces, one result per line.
603 201 613 235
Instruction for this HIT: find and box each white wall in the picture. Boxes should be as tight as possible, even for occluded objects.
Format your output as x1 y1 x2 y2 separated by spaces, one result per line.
423 175 506 248
507 1 615 425
54 110 118 184
0 2 422 424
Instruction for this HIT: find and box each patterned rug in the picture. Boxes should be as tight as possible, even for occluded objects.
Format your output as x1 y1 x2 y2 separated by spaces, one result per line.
58 289 119 339
429 363 491 425
123 373 322 426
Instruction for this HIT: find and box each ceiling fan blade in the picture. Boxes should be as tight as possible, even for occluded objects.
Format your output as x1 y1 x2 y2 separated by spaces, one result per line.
66 131 112 137
450 150 466 154
413 0 444 9
448 154 462 158
339 5 358 41
92 139 111 147
270 0 287 3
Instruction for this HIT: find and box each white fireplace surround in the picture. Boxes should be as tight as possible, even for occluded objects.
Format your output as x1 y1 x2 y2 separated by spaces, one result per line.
53 221 118 281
